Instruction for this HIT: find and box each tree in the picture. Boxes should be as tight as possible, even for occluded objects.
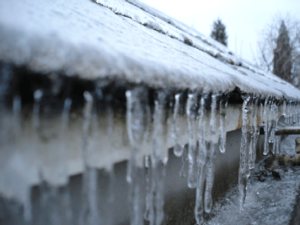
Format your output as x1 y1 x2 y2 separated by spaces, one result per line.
273 21 292 82
210 19 228 46
256 13 300 86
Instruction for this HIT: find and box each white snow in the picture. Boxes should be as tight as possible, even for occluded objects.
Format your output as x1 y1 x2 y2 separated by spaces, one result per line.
0 0 300 99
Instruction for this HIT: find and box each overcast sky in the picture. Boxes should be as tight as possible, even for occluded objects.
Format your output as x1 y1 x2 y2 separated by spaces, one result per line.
141 0 300 64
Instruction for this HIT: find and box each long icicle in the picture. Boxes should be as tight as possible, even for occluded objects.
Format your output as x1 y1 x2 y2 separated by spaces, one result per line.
80 92 102 225
125 86 149 225
263 96 270 155
150 91 168 225
239 95 251 211
249 96 260 169
195 95 207 224
204 93 218 213
187 93 197 188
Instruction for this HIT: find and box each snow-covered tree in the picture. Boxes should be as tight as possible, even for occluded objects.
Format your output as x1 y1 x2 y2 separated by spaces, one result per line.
273 21 292 82
210 19 228 46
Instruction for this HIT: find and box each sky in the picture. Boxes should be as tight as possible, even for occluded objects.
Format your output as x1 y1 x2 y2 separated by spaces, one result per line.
140 0 300 64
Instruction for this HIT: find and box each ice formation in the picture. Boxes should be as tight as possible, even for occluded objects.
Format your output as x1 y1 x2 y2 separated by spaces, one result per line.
1 67 300 224
1 0 300 224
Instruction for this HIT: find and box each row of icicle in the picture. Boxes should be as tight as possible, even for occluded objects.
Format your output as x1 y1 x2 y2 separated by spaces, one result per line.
6 86 300 225
124 88 300 225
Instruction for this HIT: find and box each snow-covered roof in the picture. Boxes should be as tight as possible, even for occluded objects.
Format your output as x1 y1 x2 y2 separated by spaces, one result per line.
0 0 300 100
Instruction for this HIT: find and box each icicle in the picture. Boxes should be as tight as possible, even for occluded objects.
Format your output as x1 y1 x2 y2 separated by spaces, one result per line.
80 92 101 225
204 142 217 214
32 89 43 128
125 86 149 225
149 92 168 225
209 94 217 132
239 95 251 211
194 146 206 224
249 97 260 169
187 93 198 189
285 101 290 124
283 100 287 118
288 102 292 125
62 98 72 130
197 95 207 164
248 97 255 170
203 93 219 213
292 103 297 124
194 95 209 222
82 91 93 166
275 136 281 154
172 93 184 157
179 145 188 177
87 168 100 225
144 156 151 221
219 96 228 153
269 100 278 150
263 96 270 155
197 94 208 163
126 87 148 183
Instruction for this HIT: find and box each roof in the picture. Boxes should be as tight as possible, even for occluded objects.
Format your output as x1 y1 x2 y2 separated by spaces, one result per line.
0 0 300 100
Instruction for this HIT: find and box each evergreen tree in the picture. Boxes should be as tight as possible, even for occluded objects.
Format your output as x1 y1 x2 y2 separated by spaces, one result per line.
210 19 228 46
273 21 292 82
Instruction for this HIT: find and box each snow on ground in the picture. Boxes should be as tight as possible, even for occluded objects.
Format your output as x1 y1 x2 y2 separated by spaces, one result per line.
206 135 300 225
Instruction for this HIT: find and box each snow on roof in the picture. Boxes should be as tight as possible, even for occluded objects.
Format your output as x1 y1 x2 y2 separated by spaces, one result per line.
0 0 299 100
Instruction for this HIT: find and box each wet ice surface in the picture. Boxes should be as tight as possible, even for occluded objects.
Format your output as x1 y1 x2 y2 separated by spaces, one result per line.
206 135 300 225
